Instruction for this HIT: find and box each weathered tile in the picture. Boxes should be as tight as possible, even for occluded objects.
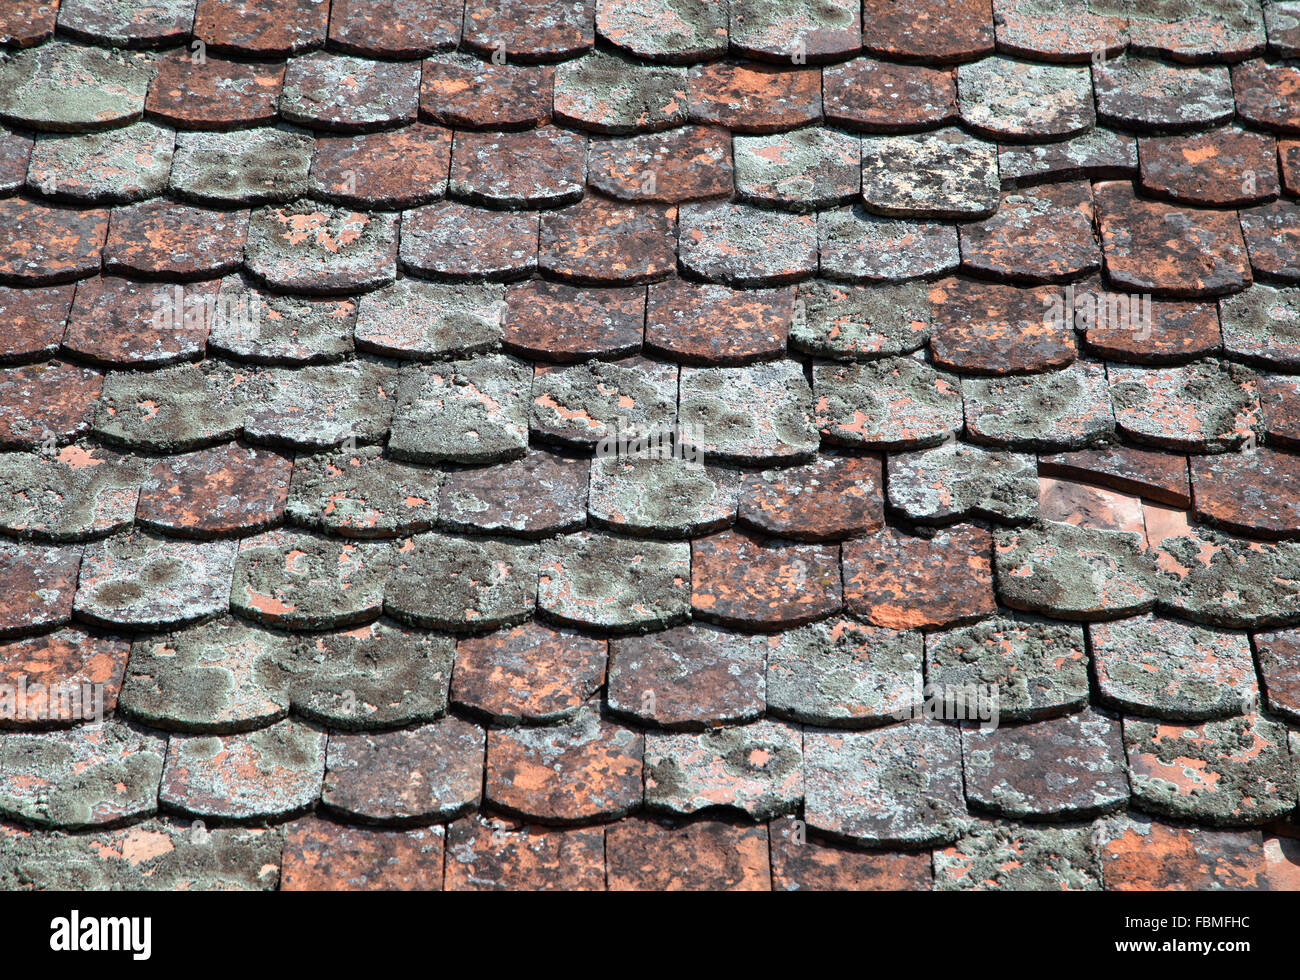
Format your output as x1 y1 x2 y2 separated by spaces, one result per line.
887 443 1038 525
0 542 81 640
354 279 501 362
169 128 315 206
1191 447 1300 540
729 0 860 62
1139 127 1278 207
400 201 538 281
64 277 212 368
927 617 1088 722
1109 360 1260 452
691 530 841 630
606 624 767 730
992 0 1127 61
539 198 676 285
0 445 140 542
738 453 884 540
104 201 248 281
957 182 1099 284
0 41 152 132
679 360 819 464
1038 445 1191 508
957 57 1094 142
929 279 1078 373
145 50 284 129
1093 56 1234 132
607 818 770 890
209 276 356 365
419 53 554 129
1266 1 1300 57
646 279 791 365
935 821 1102 891
0 723 165 828
538 531 690 633
505 282 644 362
309 124 451 209
0 199 107 285
766 618 924 727
58 0 194 46
964 710 1129 819
444 816 603 891
241 359 398 450
287 446 440 539
384 533 536 632
817 207 959 284
1078 288 1222 364
531 358 676 449
323 720 484 823
28 122 174 205
998 128 1137 189
822 59 956 133
645 719 803 820
861 128 999 220
74 533 235 631
1096 811 1267 890
1127 0 1265 63
453 621 606 726
1038 476 1145 535
0 628 129 728
1239 203 1300 287
0 285 74 364
0 1 58 46
1154 526 1300 628
588 455 740 538
159 719 327 820
280 52 419 132
861 0 994 61
596 0 729 63
389 355 531 464
281 817 443 890
231 529 387 630
244 203 398 294
678 201 817 287
843 525 995 630
439 450 587 538
1232 59 1300 134
119 617 294 733
328 0 462 57
193 0 328 55
1256 628 1300 723
687 62 822 134
449 127 585 209
994 521 1155 620
962 363 1114 450
587 126 732 203
93 360 250 453
814 357 963 450
461 0 594 63
733 128 860 211
770 816 933 890
1262 374 1300 448
804 722 967 848
1124 713 1297 826
553 51 687 134
136 444 290 539
486 705 642 824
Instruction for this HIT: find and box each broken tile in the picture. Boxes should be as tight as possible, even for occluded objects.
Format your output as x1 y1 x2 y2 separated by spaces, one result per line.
998 128 1137 189
538 531 690 632
1037 476 1145 534
383 532 536 632
1038 445 1191 508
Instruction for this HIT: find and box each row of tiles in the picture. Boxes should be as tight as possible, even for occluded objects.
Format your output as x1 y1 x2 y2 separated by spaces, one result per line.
7 184 1300 302
3 0 1293 65
0 705 1295 830
10 40 1300 141
7 602 1300 733
5 811 1296 891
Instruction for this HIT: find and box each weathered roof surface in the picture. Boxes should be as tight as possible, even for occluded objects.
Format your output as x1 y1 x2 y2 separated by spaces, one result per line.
1 0 1299 892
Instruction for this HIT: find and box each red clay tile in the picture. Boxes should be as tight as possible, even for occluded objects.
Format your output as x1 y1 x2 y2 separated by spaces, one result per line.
1139 127 1278 207
1261 374 1300 449
822 59 956 133
453 621 606 726
0 627 129 728
92 360 249 453
539 198 676 285
958 182 1099 283
769 817 932 890
553 52 688 134
328 0 462 57
438 449 588 538
1238 201 1300 286
936 822 1103 891
419 54 554 129
692 529 841 630
104 201 248 281
280 52 419 133
587 126 732 203
0 0 59 46
1265 834 1300 890
687 62 821 134
449 126 585 209
1267 3 1300 57
64 277 213 367
1127 0 1266 64
0 361 103 449
400 201 538 281
461 0 594 63
606 819 770 891
244 204 398 294
160 719 326 821
1095 180 1251 299
1038 476 1146 534
729 0 861 62
964 711 1129 819
817 208 959 284
993 0 1127 62
1075 283 1222 364
0 199 107 285
928 279 1077 374
309 124 451 209
1038 446 1192 508
1097 813 1266 890
1256 628 1300 723
998 130 1137 190
1232 60 1300 135
0 285 74 364
28 121 174 205
862 0 993 61
678 201 817 287
231 529 387 630
281 817 444 890
1191 449 1300 540
595 0 729 64
137 444 291 539
843 525 996 630
145 50 285 129
444 816 604 891
0 129 32 193
193 0 328 56
323 720 484 823
645 280 789 366
503 280 643 362
738 454 884 541
0 541 81 639
485 705 642 824
354 279 501 362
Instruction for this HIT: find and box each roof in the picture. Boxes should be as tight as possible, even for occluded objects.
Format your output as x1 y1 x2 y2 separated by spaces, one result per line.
0 0 1298 892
